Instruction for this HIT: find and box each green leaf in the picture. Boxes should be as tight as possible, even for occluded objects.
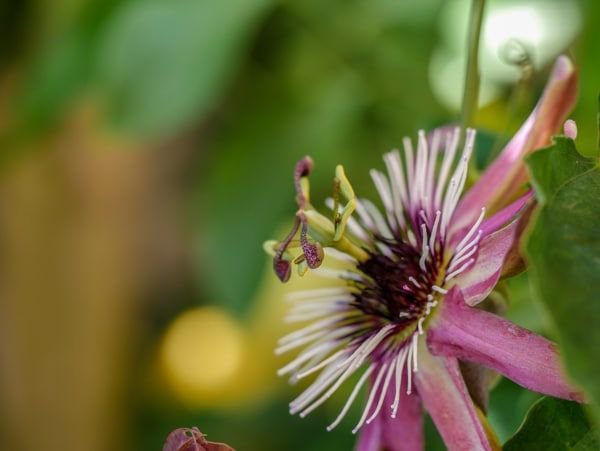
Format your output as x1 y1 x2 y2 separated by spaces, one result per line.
525 138 600 414
526 137 595 204
504 397 599 450
96 0 272 137
16 33 89 133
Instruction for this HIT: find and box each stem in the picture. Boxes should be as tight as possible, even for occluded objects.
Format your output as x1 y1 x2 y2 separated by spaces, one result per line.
597 93 600 151
460 0 486 131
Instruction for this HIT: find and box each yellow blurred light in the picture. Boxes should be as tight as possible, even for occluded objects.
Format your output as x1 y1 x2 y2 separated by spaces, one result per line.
160 306 245 405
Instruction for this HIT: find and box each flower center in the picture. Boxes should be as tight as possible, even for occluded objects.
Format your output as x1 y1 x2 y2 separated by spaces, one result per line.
354 243 440 324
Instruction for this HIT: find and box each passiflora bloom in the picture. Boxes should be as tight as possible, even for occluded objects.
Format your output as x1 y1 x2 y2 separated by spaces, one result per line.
265 56 581 451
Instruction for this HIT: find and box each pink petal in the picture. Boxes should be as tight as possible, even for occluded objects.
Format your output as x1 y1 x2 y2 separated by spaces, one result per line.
381 377 424 451
427 288 583 402
415 345 491 451
356 371 424 451
452 219 518 306
459 361 499 413
479 191 533 237
454 55 577 230
448 190 532 253
355 412 383 451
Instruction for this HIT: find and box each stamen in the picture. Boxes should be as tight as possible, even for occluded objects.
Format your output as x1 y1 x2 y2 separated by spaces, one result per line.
419 243 429 271
299 329 388 418
311 268 364 282
353 324 396 366
440 129 477 235
441 177 457 236
326 364 375 431
445 258 476 280
287 287 350 301
291 347 337 384
288 298 343 311
352 362 388 434
299 360 361 418
366 359 397 424
420 223 429 248
453 230 482 261
354 199 376 232
434 128 460 210
289 300 352 321
324 247 358 264
277 341 340 376
406 342 413 395
447 244 478 272
419 210 430 227
425 130 441 212
285 309 345 323
278 316 348 344
454 207 486 254
391 347 409 417
300 220 324 269
444 130 476 224
407 229 417 247
431 285 447 294
275 328 334 355
362 199 394 239
370 170 398 232
411 334 419 372
290 364 346 414
383 150 409 227
295 348 348 380
291 347 369 407
428 210 442 252
415 131 429 208
423 298 437 317
408 276 422 288
375 242 395 259
298 324 390 396
402 137 415 205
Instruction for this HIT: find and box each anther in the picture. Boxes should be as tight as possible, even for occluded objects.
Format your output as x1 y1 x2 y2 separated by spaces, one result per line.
301 221 324 269
273 217 301 283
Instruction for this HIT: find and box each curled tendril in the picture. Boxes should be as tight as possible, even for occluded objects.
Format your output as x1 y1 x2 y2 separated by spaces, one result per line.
499 38 534 80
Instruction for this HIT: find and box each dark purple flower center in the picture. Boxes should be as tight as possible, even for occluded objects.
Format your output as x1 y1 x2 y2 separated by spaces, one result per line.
353 239 443 326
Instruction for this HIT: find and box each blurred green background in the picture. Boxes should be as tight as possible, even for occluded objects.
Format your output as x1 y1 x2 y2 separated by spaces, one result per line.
0 0 598 450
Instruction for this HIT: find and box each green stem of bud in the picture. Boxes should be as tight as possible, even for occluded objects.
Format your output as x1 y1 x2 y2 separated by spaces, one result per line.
461 0 486 150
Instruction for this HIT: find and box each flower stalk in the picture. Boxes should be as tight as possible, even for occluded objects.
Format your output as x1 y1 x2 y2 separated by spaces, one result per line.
461 0 486 135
